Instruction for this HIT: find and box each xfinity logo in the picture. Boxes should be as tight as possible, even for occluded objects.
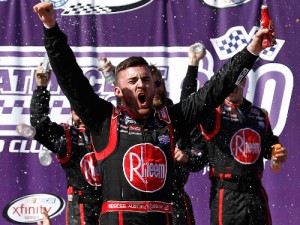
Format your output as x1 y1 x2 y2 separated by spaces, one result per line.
3 193 65 224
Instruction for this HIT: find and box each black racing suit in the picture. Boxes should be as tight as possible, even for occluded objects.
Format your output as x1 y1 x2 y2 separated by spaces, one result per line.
181 65 279 225
171 66 207 225
43 23 258 225
30 86 102 225
172 138 206 225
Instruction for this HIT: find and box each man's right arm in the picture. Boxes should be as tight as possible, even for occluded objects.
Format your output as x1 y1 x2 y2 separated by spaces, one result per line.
33 2 113 133
44 24 112 133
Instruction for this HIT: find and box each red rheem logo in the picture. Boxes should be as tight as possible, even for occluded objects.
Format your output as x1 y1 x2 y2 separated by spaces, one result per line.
123 143 167 192
80 152 102 186
230 128 261 164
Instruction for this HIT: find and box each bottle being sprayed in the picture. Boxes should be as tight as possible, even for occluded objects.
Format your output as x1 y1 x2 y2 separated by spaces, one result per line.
98 59 116 84
192 41 205 54
270 144 282 172
16 123 36 138
42 53 51 75
260 3 276 48
38 147 52 166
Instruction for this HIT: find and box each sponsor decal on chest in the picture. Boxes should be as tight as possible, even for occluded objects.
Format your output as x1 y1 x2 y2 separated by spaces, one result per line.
123 143 167 192
80 152 102 186
230 128 261 164
222 106 239 121
157 134 170 145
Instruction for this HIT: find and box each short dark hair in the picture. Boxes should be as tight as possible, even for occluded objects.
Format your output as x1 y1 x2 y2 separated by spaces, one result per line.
115 56 149 86
115 56 149 74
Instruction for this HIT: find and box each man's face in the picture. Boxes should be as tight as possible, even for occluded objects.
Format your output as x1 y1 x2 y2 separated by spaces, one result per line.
226 78 246 104
115 65 155 116
152 73 166 108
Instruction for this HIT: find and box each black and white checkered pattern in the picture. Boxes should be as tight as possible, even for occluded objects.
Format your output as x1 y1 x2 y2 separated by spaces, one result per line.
211 26 283 61
61 0 152 15
216 30 248 55
62 3 112 15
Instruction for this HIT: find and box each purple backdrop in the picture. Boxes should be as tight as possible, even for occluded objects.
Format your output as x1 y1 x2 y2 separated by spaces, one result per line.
0 0 299 224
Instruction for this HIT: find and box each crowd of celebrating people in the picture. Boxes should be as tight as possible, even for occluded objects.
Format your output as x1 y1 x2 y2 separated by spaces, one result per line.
32 2 287 225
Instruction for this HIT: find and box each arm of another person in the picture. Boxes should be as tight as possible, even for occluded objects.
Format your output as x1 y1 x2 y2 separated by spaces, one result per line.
170 29 270 140
180 43 206 101
176 127 208 172
30 63 67 157
262 110 288 166
33 2 113 133
185 127 209 172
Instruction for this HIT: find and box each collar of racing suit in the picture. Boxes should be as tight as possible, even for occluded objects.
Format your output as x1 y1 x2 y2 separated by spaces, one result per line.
119 104 157 120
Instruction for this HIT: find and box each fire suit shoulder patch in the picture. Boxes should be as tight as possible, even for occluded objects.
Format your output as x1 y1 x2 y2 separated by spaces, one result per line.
157 106 171 124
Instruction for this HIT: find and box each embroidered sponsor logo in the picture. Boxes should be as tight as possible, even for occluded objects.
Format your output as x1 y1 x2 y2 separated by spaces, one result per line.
125 117 137 125
129 125 142 133
123 143 167 192
230 128 261 164
80 152 102 186
158 134 170 145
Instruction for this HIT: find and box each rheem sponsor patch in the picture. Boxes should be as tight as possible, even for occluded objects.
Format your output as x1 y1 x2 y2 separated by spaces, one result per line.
80 152 102 186
123 143 167 192
230 128 261 164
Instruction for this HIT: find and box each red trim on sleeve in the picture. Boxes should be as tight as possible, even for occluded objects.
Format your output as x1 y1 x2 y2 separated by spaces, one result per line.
94 107 119 161
200 107 221 141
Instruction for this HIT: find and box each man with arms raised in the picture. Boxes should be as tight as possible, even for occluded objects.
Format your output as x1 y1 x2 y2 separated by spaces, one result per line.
33 2 271 224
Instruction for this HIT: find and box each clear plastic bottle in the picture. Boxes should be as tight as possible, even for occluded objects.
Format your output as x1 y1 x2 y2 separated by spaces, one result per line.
38 147 52 166
270 143 282 172
192 41 205 54
42 53 51 75
16 123 36 138
98 59 115 84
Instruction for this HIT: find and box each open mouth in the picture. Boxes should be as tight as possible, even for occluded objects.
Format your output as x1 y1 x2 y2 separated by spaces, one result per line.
138 93 146 104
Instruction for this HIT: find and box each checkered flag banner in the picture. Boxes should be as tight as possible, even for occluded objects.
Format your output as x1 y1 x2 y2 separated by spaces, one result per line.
61 0 152 15
210 26 284 61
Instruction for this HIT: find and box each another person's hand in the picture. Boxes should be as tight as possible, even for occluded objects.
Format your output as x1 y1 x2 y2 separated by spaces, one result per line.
247 28 275 55
188 43 206 66
35 63 51 87
174 147 189 163
97 57 116 74
33 2 56 28
37 207 52 225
